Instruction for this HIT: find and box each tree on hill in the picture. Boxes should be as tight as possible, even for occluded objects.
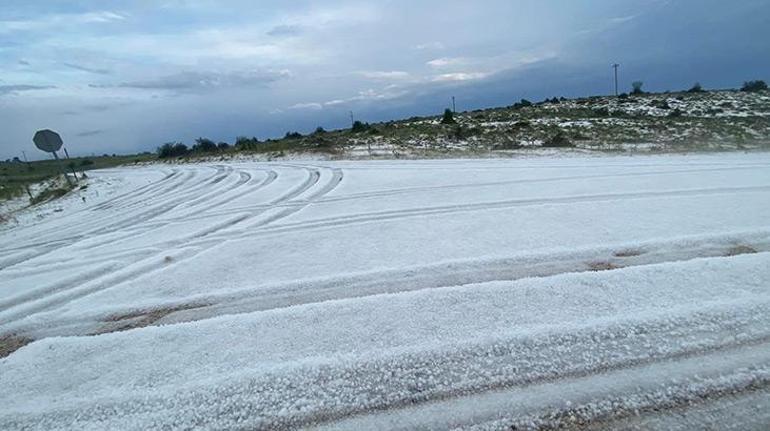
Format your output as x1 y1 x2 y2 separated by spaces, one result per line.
193 137 217 152
687 82 704 93
351 120 370 133
157 142 189 158
631 81 645 95
741 80 768 92
441 108 456 124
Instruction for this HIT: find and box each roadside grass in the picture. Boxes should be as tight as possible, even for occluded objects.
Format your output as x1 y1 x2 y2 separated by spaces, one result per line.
0 154 153 203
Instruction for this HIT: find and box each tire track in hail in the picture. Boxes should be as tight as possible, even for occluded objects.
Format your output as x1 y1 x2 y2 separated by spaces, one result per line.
0 165 343 325
0 166 229 270
4 168 277 270
229 183 770 240
2 167 183 249
9 231 769 338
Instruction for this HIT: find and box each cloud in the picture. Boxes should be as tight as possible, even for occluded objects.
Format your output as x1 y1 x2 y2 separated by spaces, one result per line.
17 60 30 66
288 102 323 110
608 15 636 24
432 72 491 82
358 71 411 80
92 69 291 92
320 87 409 107
414 42 445 50
76 129 106 137
63 62 112 75
266 24 302 37
0 11 127 33
0 84 55 95
427 57 467 68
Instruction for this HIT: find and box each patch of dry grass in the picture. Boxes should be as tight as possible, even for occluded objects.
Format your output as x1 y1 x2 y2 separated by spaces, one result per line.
94 303 208 335
0 334 34 359
587 261 623 272
725 244 758 257
613 249 645 258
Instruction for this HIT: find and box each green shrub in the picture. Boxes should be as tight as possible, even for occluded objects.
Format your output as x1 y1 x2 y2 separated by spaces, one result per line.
512 99 533 109
192 138 217 152
440 108 456 124
157 142 189 158
542 132 574 147
741 80 768 92
235 136 260 149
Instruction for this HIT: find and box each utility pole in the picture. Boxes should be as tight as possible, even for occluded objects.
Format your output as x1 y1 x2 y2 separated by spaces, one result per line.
21 150 28 163
349 111 355 127
612 63 620 96
452 96 456 114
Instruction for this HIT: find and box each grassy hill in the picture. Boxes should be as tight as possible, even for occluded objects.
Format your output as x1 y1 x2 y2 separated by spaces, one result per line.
194 88 770 160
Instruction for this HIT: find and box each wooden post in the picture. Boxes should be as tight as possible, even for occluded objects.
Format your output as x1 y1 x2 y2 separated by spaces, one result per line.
52 151 73 186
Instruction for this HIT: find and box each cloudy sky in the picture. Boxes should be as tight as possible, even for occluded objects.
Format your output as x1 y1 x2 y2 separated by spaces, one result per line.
1 0 769 159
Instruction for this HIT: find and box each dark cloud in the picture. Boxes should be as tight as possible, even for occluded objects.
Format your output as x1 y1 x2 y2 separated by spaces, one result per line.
18 59 30 65
63 62 111 75
0 84 55 95
76 129 105 137
91 69 291 92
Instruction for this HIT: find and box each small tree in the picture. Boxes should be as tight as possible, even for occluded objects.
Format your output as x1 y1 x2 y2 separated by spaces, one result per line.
172 143 189 157
157 142 189 158
351 120 369 133
631 81 644 95
193 137 217 152
741 80 768 92
441 108 456 124
217 142 230 151
313 126 326 135
687 82 704 93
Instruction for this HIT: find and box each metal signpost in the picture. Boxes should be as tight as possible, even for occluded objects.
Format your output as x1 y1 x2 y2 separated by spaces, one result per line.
33 129 73 186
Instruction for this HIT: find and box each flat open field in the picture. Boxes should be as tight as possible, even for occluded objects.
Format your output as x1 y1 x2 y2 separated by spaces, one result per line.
2 153 770 430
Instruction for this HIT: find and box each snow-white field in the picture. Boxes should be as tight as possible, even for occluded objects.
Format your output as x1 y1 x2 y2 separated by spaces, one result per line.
2 153 770 430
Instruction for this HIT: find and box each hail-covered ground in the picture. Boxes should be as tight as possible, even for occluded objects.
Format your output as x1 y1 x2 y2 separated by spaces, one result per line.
1 153 770 430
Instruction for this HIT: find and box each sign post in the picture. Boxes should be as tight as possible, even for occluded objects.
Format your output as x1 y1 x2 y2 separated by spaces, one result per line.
33 129 73 186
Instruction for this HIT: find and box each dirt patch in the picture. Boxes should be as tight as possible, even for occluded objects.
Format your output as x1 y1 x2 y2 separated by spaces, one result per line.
613 248 645 258
0 334 34 359
725 244 758 257
587 261 623 272
94 303 208 335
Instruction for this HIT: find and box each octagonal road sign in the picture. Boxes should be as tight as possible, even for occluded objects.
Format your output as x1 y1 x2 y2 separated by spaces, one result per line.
33 129 63 153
